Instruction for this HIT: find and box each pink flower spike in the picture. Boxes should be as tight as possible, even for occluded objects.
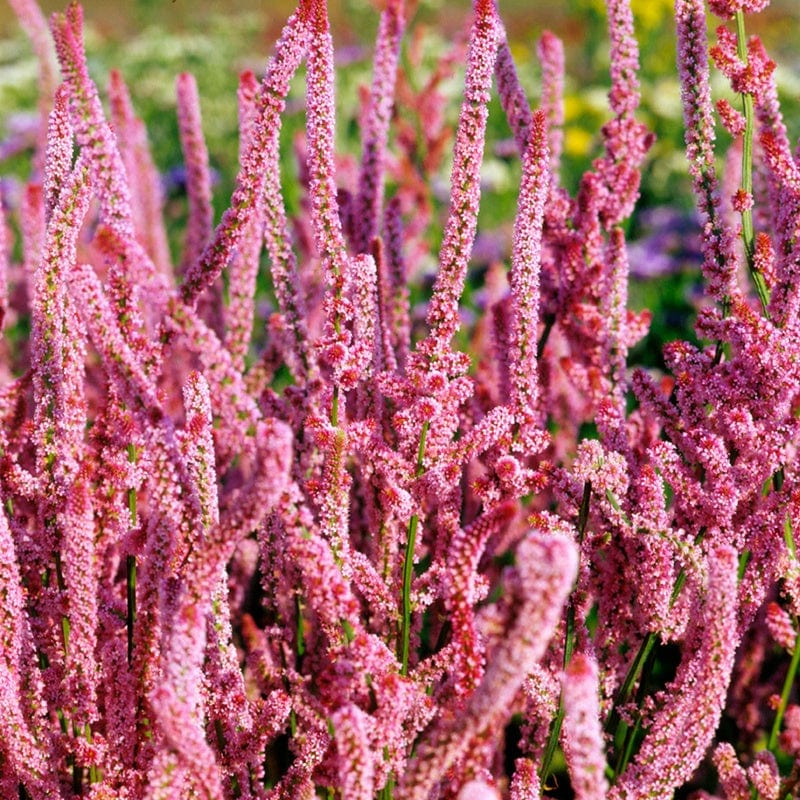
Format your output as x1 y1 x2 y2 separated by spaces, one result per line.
304 0 349 286
108 69 172 276
610 545 739 799
424 0 500 362
605 0 641 117
509 109 549 438
181 371 219 533
398 532 577 800
331 704 375 800
494 31 534 155
537 31 565 175
43 82 74 223
176 72 214 274
181 8 308 306
32 156 90 552
352 0 405 254
561 654 609 800
675 0 740 302
50 5 133 241
0 499 60 797
226 71 265 372
62 478 101 729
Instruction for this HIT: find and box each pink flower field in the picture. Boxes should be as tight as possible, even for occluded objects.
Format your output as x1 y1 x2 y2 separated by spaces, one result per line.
1 0 799 797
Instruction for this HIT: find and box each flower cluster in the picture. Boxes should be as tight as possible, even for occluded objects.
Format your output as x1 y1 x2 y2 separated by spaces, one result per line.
1 0 799 798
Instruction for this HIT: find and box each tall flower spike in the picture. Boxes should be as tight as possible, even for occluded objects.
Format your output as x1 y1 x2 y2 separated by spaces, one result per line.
0 498 60 797
304 0 349 282
108 69 172 275
561 654 609 800
226 70 265 372
32 155 90 555
675 0 740 302
508 110 549 445
43 83 73 223
610 545 739 799
331 704 375 800
398 532 577 800
176 72 214 274
352 0 405 254
181 7 309 306
423 0 500 363
536 31 565 176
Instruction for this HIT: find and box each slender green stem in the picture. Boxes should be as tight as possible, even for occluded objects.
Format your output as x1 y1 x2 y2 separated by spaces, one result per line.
399 420 429 676
126 441 138 666
734 10 770 317
767 625 800 752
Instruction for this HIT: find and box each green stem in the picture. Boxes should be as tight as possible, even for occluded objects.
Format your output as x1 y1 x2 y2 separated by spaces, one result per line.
734 10 770 317
126 440 138 666
767 625 800 752
399 420 429 676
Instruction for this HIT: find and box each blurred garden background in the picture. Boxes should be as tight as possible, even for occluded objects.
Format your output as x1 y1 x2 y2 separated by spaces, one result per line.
1 0 799 369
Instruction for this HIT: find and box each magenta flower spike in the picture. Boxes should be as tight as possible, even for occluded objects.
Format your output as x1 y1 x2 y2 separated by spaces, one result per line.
561 654 609 800
43 83 74 223
108 70 172 277
610 545 739 799
508 109 549 445
537 31 565 176
494 30 534 155
50 5 139 258
423 0 500 364
225 71 265 373
675 0 740 302
176 72 214 275
181 6 309 307
352 0 405 255
398 532 577 800
0 499 60 797
331 704 375 800
31 157 90 549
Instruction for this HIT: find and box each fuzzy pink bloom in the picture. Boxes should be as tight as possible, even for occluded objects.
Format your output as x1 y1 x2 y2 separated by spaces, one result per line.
508 110 549 442
675 0 740 301
510 758 541 800
181 7 308 306
424 0 499 362
562 654 609 800
398 532 577 800
176 72 214 273
331 704 375 800
610 545 739 799
108 69 172 275
352 0 404 254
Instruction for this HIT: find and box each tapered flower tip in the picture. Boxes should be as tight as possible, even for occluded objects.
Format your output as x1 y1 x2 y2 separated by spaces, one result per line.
458 782 501 800
474 0 497 22
299 0 329 32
